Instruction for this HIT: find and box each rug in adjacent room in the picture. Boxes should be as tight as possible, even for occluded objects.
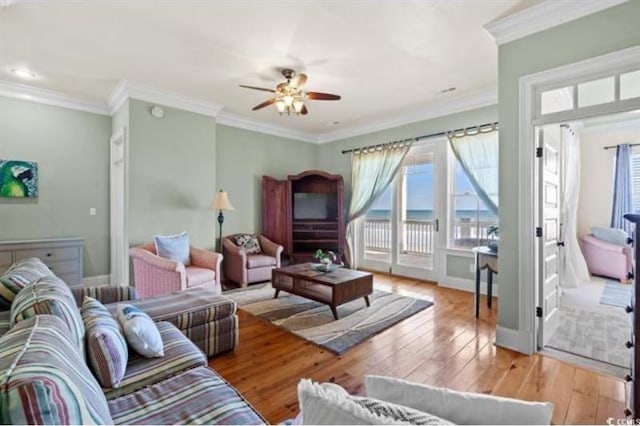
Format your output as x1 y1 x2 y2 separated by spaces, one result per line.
225 284 433 354
546 303 631 368
599 281 631 308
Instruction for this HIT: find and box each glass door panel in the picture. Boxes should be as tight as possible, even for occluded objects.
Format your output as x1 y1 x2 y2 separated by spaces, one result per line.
363 185 392 264
398 151 435 270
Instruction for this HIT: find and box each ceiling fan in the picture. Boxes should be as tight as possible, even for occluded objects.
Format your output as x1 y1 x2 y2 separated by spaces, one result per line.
240 68 341 116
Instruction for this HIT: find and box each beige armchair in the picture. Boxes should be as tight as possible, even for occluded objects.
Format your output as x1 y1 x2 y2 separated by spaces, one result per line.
129 243 223 297
223 234 283 287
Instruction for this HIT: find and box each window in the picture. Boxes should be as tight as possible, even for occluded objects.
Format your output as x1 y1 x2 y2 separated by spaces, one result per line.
621 70 640 100
449 160 498 249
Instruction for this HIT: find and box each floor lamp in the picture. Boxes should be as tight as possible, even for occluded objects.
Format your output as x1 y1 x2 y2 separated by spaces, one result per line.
210 190 235 252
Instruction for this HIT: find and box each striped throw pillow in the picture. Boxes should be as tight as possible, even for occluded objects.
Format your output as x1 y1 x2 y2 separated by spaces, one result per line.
82 297 128 388
0 257 54 311
10 276 85 357
0 315 113 424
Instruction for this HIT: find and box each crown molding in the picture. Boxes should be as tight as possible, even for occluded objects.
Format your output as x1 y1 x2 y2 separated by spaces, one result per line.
316 88 498 144
0 80 110 115
216 110 318 143
484 0 629 46
107 80 224 117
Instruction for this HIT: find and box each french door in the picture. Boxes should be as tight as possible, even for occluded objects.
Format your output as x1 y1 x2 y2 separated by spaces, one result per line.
358 140 445 281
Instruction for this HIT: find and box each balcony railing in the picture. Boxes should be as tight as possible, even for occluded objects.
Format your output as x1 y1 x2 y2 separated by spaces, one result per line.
364 218 495 255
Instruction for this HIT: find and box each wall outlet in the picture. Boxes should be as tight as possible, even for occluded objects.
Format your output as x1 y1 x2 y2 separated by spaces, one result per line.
89 208 97 216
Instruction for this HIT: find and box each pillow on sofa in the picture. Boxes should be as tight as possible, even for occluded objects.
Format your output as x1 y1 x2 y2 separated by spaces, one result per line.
0 315 113 424
154 231 191 265
117 304 164 357
297 379 452 425
10 276 85 357
234 234 262 254
365 375 554 425
82 297 128 388
591 227 630 246
0 257 54 311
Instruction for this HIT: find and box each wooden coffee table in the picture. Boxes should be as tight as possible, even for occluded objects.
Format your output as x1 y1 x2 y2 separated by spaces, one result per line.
271 263 373 320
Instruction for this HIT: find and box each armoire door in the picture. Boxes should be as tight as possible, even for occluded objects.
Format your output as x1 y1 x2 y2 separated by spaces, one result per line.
262 176 290 253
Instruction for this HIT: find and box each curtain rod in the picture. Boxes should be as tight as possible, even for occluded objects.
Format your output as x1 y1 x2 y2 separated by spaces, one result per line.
604 143 640 150
340 122 498 154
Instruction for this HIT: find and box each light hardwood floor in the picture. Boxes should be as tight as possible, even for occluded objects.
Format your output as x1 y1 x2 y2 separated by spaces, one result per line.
210 274 628 424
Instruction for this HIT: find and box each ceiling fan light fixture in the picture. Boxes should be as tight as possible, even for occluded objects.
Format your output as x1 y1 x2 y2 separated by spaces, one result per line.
275 99 286 114
283 95 294 107
293 98 304 113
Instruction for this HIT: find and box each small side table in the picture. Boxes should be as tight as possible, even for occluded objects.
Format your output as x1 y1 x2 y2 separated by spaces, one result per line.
472 246 498 318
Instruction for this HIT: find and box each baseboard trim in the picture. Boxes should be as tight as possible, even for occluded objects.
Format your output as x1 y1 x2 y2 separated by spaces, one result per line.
495 326 534 354
438 276 499 297
83 274 111 287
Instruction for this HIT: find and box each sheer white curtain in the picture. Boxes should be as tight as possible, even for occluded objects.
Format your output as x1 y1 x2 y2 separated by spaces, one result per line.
345 142 411 268
448 125 499 215
561 125 590 289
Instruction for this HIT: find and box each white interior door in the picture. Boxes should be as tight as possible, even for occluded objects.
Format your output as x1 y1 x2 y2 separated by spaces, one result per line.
110 128 128 286
537 125 562 347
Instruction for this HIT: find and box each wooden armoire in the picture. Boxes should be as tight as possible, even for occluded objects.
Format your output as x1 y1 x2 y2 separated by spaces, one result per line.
624 213 640 417
262 170 345 264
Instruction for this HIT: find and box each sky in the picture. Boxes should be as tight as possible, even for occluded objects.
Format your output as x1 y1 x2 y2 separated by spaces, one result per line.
369 162 488 211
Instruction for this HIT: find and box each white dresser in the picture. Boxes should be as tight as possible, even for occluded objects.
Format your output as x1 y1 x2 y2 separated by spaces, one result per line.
0 238 84 286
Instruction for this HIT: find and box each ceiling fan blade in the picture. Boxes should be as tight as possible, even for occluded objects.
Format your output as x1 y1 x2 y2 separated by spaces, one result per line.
301 104 308 115
239 84 276 93
306 91 341 101
252 98 276 111
290 73 308 88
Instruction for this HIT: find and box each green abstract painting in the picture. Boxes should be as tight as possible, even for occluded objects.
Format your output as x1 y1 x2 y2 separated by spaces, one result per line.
0 160 38 198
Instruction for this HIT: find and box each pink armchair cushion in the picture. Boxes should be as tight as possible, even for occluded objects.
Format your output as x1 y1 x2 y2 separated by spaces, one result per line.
246 255 277 269
186 267 215 288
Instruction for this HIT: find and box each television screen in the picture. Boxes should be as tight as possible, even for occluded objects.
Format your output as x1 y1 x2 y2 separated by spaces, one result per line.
293 193 336 219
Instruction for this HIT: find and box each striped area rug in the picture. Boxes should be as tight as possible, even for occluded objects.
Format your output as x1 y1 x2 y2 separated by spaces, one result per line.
600 281 631 308
225 284 433 354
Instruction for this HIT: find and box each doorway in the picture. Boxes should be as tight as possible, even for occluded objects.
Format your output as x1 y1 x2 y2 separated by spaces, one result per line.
535 112 639 375
358 140 446 281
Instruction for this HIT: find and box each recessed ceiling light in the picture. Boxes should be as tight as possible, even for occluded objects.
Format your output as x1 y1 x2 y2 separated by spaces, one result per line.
10 68 37 79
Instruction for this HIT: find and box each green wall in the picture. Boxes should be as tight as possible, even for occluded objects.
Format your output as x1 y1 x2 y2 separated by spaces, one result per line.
128 99 217 250
215 124 317 237
498 0 640 330
0 96 111 276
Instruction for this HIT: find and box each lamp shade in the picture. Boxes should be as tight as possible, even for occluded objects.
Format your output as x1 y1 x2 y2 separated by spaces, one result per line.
210 190 235 211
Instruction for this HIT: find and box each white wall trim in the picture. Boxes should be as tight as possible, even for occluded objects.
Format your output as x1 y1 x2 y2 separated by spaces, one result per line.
317 88 497 144
438 276 498 297
107 80 224 118
83 274 111 287
495 326 534 354
518 45 640 356
0 80 110 115
216 110 318 143
485 0 629 46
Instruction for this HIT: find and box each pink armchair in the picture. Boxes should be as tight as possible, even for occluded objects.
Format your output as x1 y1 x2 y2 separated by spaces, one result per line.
129 243 223 297
579 234 632 282
223 234 283 287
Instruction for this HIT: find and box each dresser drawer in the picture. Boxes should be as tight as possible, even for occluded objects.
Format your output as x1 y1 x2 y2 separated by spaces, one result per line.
0 251 13 269
44 260 80 276
15 247 79 263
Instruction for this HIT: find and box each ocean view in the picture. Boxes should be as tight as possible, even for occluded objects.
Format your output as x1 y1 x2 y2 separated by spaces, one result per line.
367 209 498 222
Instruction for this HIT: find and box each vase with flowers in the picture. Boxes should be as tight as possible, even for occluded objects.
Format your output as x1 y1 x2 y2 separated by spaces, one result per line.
314 249 337 272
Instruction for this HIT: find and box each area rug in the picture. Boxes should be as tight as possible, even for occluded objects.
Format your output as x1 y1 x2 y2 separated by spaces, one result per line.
225 284 433 354
599 281 631 308
546 303 630 368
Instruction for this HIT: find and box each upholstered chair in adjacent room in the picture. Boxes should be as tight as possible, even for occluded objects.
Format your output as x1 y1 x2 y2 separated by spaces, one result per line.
223 234 283 287
129 244 222 297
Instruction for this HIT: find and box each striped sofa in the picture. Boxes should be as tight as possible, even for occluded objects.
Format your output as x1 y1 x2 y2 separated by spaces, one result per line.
0 258 264 425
